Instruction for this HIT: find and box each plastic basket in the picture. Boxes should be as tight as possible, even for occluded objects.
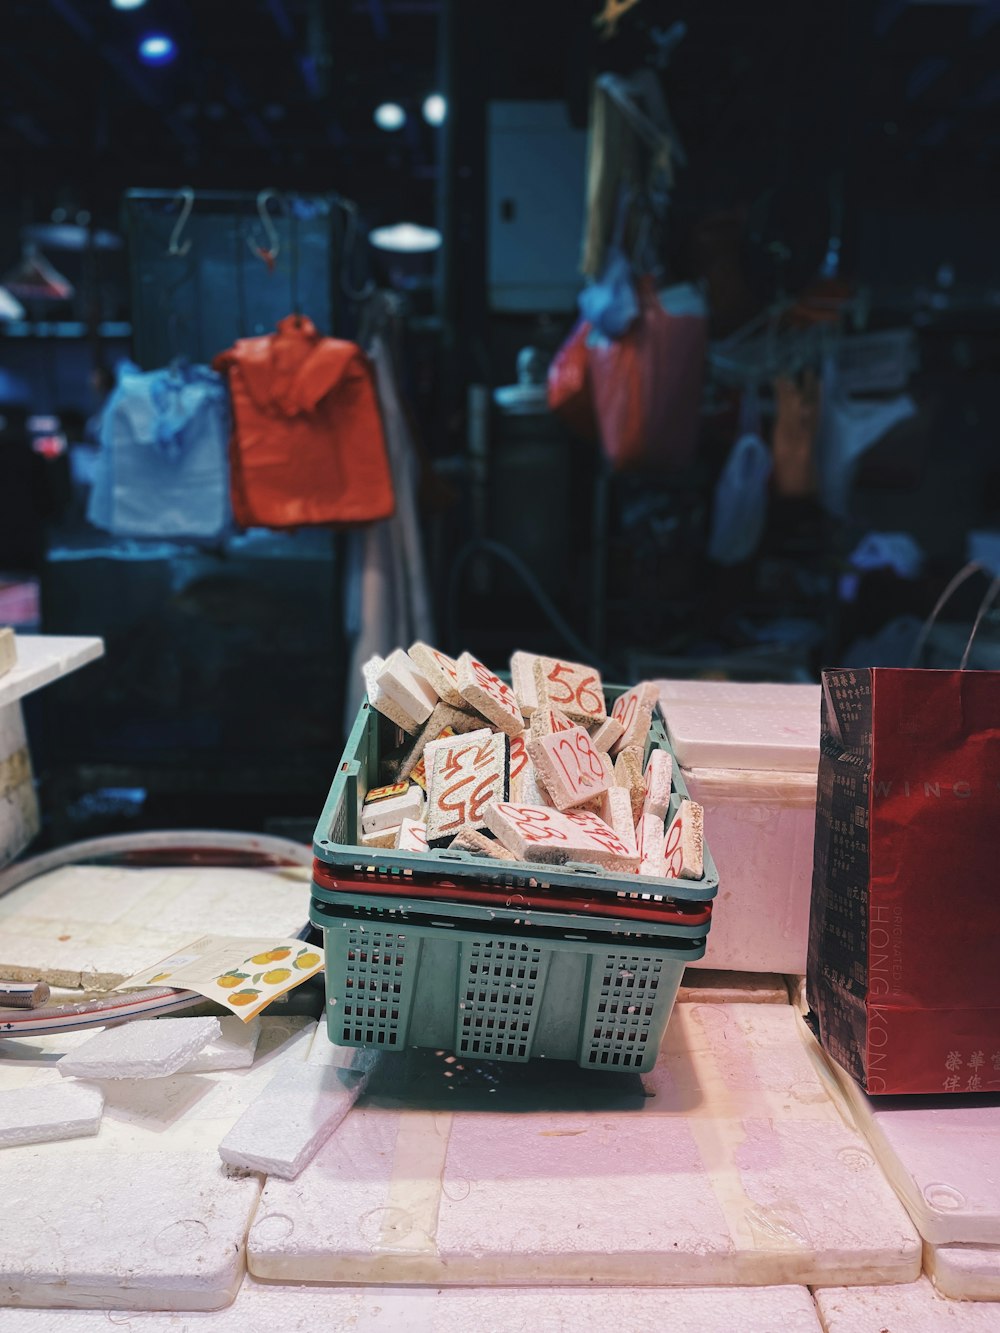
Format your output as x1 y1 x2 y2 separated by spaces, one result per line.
313 684 718 904
311 897 705 1072
312 865 713 937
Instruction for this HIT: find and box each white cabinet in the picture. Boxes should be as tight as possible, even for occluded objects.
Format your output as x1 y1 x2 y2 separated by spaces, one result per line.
0 635 104 866
487 101 587 312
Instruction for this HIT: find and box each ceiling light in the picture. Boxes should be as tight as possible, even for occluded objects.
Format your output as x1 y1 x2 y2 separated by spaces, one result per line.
374 102 407 132
369 223 442 254
111 0 148 9
422 93 446 126
138 33 177 64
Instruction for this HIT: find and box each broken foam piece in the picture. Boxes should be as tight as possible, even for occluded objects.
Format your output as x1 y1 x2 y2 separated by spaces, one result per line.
0 1081 104 1149
408 642 466 707
361 785 424 834
589 714 624 753
375 648 438 728
57 1017 221 1081
218 1052 378 1179
643 748 673 821
448 827 521 861
363 655 420 735
182 1017 262 1073
529 706 575 739
510 650 542 716
456 653 525 737
638 812 666 878
395 818 429 852
614 746 646 826
609 683 656 757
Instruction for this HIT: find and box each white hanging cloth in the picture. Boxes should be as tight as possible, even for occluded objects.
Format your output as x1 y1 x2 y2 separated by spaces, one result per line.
816 352 917 518
343 297 435 735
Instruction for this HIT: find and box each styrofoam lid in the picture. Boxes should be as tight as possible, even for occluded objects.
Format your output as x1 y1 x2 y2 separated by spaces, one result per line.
683 765 818 805
655 679 821 773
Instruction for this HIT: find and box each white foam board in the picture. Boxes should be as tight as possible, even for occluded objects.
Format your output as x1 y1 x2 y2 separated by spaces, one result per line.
828 1055 1000 1246
181 1017 261 1072
0 1150 258 1310
219 1056 378 1178
0 1017 315 1310
0 1277 824 1331
58 1017 221 1080
0 635 104 710
0 863 311 988
815 1274 1000 1330
249 1004 919 1286
0 1081 103 1148
656 680 820 773
926 1243 1000 1301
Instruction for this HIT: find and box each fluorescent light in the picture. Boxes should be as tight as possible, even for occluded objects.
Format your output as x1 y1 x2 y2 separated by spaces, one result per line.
111 0 148 9
138 33 177 64
369 223 442 254
374 102 407 131
422 93 446 126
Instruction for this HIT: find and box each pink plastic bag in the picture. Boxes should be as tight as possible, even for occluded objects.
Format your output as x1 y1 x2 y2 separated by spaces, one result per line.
547 320 598 441
587 277 707 472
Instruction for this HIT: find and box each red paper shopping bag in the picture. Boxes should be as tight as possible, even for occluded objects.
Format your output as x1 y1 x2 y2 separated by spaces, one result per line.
807 667 1000 1094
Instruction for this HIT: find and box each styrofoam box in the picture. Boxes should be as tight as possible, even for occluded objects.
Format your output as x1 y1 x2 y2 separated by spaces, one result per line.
826 1057 1000 1247
0 1277 827 1331
925 1243 1000 1301
656 680 821 773
816 1274 1000 1328
803 1010 1000 1301
655 682 820 975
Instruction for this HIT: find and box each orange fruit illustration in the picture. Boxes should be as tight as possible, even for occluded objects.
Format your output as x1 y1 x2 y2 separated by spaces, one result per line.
294 951 320 970
217 975 243 989
230 990 259 1006
262 968 291 984
250 952 273 965
149 972 171 983
267 948 291 961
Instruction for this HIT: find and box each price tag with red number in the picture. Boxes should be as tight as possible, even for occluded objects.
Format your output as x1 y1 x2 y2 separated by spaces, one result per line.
426 729 509 844
485 802 640 869
610 682 656 756
528 725 613 811
534 657 607 724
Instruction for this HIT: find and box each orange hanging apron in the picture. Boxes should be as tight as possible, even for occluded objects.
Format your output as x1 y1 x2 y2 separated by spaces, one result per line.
214 315 395 528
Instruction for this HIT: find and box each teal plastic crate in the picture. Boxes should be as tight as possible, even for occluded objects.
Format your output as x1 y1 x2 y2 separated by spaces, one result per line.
311 897 706 1072
313 684 718 904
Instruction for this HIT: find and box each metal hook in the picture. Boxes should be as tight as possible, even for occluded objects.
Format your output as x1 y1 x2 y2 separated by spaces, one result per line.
337 197 375 303
166 187 195 257
247 189 280 268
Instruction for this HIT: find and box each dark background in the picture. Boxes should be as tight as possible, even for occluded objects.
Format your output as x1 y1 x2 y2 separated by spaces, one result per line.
3 0 1000 843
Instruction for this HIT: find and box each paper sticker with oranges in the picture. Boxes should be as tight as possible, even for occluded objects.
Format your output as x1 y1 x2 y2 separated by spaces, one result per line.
114 935 325 1021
